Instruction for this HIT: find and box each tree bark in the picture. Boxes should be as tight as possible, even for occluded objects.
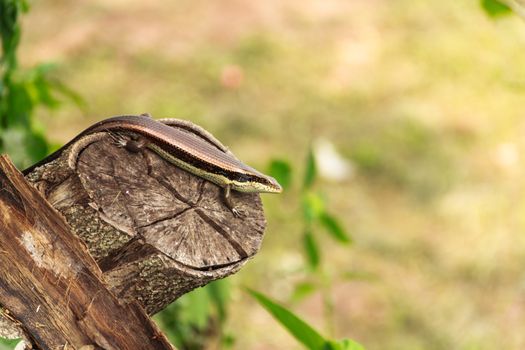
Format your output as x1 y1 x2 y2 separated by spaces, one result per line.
0 155 173 349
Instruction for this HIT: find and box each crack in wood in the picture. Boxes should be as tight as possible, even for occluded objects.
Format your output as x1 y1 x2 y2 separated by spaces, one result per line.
194 208 248 259
148 170 196 206
136 206 193 229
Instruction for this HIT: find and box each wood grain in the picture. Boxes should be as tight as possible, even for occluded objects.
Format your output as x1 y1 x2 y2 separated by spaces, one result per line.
0 155 173 349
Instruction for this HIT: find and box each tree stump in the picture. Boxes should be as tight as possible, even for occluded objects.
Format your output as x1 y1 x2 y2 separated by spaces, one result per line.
24 127 267 314
0 118 270 347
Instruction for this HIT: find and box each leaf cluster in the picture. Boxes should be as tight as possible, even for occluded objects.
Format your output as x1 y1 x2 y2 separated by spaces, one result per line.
0 0 83 168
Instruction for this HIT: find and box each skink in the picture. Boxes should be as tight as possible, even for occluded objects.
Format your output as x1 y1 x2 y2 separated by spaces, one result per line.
23 114 282 213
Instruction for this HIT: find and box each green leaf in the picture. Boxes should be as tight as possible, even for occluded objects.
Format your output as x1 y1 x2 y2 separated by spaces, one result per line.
303 147 317 189
248 289 327 350
24 128 49 164
49 78 87 110
301 192 325 224
291 282 317 303
481 0 512 17
221 332 236 348
303 230 320 269
154 302 196 349
336 339 366 350
207 279 230 322
178 286 210 330
268 159 292 190
0 0 22 70
323 339 366 350
319 212 351 244
32 79 59 109
26 64 60 109
5 80 33 127
18 0 30 12
0 337 20 350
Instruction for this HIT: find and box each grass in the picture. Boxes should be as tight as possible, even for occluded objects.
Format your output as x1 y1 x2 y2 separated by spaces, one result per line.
18 0 525 349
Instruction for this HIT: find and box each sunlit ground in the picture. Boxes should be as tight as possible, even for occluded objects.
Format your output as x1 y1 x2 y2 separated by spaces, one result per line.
19 0 525 349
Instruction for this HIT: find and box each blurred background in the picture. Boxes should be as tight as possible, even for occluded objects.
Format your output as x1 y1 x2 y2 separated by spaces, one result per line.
3 0 525 349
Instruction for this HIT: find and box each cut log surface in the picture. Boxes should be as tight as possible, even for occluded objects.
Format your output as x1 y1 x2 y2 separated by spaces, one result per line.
0 155 174 349
25 132 267 314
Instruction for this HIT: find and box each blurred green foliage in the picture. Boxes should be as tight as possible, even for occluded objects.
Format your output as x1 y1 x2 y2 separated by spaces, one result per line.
248 289 364 350
264 151 361 345
349 117 457 200
154 280 233 350
0 339 19 350
295 150 352 269
480 0 512 17
268 159 292 190
0 0 82 169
